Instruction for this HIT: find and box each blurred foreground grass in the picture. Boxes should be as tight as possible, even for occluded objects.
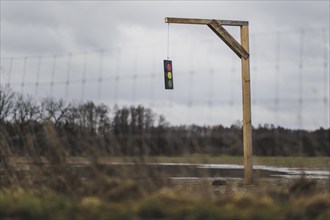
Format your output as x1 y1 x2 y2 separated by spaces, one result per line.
1 178 330 220
1 155 329 220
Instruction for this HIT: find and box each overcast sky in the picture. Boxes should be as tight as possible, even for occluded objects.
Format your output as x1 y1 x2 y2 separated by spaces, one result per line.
1 1 329 129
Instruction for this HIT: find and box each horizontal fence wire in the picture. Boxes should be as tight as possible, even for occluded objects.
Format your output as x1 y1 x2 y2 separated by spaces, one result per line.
0 28 329 130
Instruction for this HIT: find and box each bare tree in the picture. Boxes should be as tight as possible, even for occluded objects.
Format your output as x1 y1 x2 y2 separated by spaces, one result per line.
12 94 40 126
41 98 69 128
0 85 15 122
77 101 97 134
95 103 110 134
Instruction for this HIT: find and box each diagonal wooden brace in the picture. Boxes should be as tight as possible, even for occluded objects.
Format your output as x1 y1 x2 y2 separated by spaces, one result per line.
208 20 249 60
164 17 253 184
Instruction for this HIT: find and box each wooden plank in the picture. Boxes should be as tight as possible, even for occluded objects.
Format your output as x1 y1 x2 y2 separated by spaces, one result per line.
219 20 249 26
165 17 248 26
207 20 249 59
165 17 211 25
163 16 252 184
240 25 253 185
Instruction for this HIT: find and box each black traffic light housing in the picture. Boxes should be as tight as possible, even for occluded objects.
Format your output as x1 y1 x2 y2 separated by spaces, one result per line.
164 60 173 89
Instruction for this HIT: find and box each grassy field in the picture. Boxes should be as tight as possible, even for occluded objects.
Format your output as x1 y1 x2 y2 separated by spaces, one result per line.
103 155 330 169
1 155 330 220
9 155 330 168
1 178 329 220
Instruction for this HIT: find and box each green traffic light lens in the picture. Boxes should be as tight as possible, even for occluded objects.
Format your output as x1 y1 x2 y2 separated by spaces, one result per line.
168 80 172 88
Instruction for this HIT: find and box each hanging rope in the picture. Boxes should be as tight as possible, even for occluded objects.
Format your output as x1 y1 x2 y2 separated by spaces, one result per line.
167 23 170 59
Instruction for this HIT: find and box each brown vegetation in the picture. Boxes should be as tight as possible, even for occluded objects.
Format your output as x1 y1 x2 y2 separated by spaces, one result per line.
1 85 329 158
1 85 329 219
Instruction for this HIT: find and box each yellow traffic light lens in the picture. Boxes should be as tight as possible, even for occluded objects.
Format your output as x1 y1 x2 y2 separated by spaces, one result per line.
167 72 172 79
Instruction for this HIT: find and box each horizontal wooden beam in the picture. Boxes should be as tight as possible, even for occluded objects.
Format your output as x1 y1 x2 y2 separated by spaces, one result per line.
165 17 248 26
208 20 249 59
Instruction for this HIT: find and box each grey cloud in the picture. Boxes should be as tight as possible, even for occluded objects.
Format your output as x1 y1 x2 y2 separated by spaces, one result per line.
0 1 329 129
1 1 62 28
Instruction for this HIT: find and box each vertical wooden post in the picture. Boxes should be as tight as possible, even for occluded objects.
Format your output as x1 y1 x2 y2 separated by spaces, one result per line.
165 17 253 184
241 25 253 184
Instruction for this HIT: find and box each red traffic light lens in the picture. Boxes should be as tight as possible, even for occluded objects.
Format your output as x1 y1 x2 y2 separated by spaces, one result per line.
167 63 171 71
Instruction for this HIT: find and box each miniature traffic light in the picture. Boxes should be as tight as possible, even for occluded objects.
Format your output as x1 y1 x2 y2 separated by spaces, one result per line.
164 60 173 89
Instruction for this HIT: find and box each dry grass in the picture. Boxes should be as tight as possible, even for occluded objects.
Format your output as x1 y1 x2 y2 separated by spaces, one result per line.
1 179 329 220
1 125 329 220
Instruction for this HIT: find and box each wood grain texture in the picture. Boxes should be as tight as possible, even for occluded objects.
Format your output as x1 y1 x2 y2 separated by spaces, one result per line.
240 25 253 185
208 20 249 59
165 17 248 26
164 16 252 184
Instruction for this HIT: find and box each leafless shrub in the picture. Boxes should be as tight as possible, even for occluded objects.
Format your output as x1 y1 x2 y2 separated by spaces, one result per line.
289 174 317 196
0 85 16 122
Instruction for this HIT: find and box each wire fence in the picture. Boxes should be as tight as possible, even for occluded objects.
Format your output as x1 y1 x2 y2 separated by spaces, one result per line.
0 27 329 130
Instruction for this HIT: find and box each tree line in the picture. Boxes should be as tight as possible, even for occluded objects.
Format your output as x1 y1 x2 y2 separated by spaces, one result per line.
1 85 329 157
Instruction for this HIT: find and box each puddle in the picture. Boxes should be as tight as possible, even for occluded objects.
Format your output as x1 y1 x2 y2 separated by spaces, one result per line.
150 163 329 179
196 164 330 179
69 162 330 180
